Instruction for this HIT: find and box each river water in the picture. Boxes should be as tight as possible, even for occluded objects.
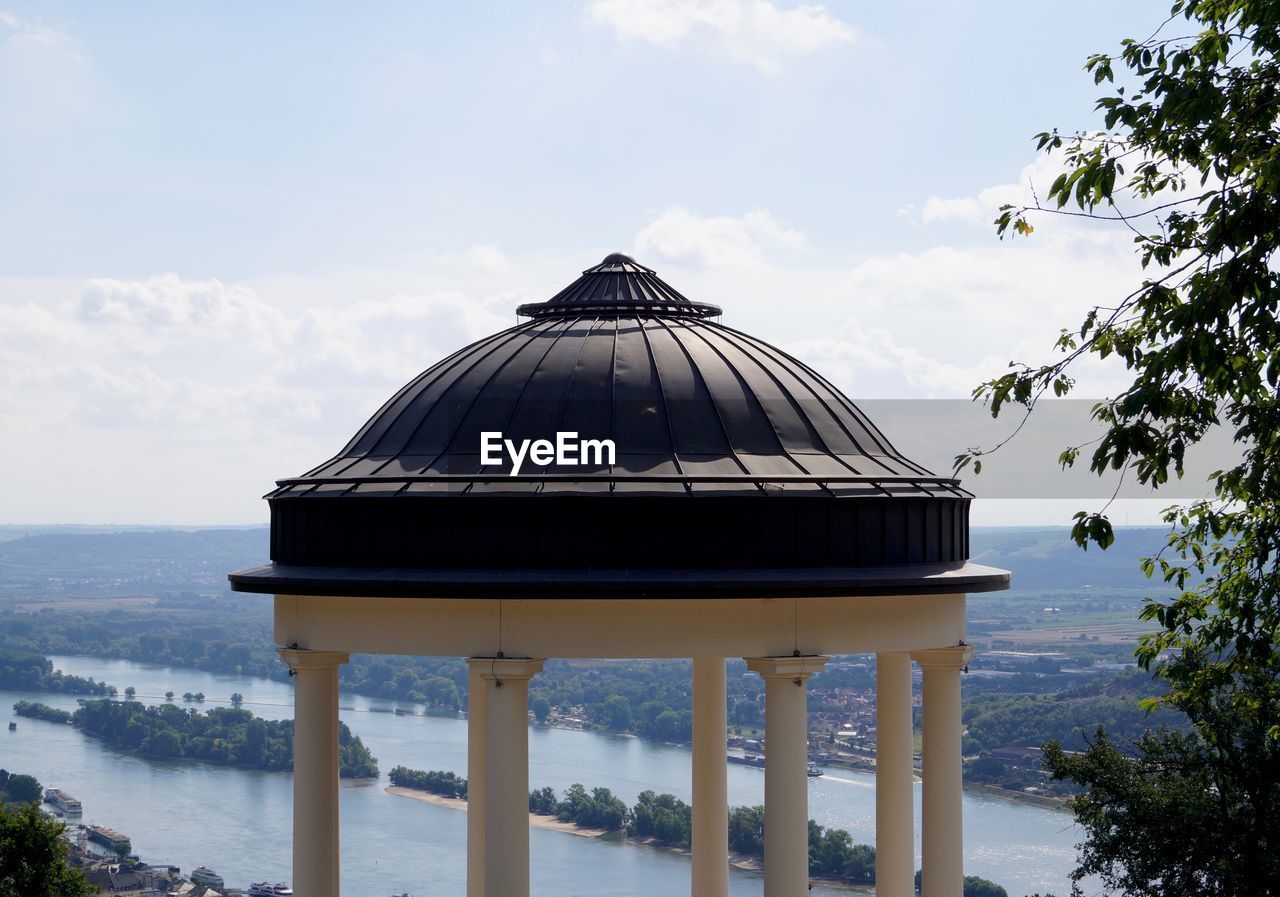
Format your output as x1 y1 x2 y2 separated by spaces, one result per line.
1 656 1081 896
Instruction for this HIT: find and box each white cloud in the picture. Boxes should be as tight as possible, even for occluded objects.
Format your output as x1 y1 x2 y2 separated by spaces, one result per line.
586 0 858 73
915 149 1195 230
0 10 85 62
916 154 1068 225
634 207 805 268
784 325 1008 400
0 271 519 522
79 275 293 353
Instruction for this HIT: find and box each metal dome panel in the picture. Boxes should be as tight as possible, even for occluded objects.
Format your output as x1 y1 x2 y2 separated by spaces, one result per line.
288 312 955 494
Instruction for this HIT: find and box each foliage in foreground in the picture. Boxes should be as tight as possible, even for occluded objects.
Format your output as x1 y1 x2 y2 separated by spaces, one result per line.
1045 727 1278 897
970 1 1280 894
0 802 94 897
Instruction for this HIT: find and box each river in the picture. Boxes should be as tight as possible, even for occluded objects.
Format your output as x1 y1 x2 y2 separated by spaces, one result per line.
1 656 1081 896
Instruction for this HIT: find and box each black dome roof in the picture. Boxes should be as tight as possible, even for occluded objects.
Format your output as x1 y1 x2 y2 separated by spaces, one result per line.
232 255 1005 598
280 254 953 496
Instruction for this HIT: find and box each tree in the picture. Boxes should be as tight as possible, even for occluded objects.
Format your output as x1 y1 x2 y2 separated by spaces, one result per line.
808 822 875 884
421 677 460 710
142 728 182 759
599 694 632 732
1042 728 1241 897
651 708 693 742
914 871 1008 897
962 876 1008 897
164 691 174 701
0 769 42 805
0 802 94 896
728 805 765 856
230 692 244 707
529 785 557 815
963 4 1280 894
529 695 551 724
629 790 692 847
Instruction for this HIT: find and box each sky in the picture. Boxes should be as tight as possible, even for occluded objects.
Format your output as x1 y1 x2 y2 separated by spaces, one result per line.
0 0 1183 526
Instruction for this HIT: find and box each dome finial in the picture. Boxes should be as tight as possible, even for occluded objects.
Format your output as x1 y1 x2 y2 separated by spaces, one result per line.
515 253 721 319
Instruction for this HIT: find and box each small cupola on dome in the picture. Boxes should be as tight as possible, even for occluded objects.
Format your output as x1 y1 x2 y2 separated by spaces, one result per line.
515 252 722 319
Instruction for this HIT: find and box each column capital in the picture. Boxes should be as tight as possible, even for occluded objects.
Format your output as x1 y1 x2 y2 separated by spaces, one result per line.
911 644 974 670
744 655 829 681
278 648 350 671
467 656 545 682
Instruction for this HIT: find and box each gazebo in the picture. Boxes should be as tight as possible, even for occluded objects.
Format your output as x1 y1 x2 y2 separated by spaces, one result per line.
229 253 1009 897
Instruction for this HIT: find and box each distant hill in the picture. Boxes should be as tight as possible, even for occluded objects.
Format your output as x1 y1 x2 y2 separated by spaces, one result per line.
0 527 268 599
0 524 1173 601
0 523 261 542
970 527 1173 593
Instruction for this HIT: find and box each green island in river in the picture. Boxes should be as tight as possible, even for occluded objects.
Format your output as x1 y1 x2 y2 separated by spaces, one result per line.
16 698 378 778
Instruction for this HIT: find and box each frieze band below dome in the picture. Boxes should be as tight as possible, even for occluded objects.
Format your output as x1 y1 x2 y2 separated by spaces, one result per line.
260 493 970 573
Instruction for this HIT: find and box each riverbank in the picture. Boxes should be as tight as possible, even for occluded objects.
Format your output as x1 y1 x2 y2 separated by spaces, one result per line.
387 785 875 892
961 780 1069 811
386 786 611 838
821 751 1070 812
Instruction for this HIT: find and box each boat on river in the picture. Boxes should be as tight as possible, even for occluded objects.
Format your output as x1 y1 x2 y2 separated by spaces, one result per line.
44 789 83 814
191 866 225 888
248 883 294 896
87 824 130 853
725 753 823 776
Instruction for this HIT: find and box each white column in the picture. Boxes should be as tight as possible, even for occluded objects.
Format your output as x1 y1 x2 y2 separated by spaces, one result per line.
691 657 729 897
465 661 488 897
912 646 973 897
279 648 349 897
476 657 544 897
875 652 915 897
745 655 829 897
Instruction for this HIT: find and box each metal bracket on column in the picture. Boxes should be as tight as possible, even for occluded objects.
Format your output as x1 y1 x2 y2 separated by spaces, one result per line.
744 655 831 682
910 644 974 670
278 647 351 671
469 656 545 685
